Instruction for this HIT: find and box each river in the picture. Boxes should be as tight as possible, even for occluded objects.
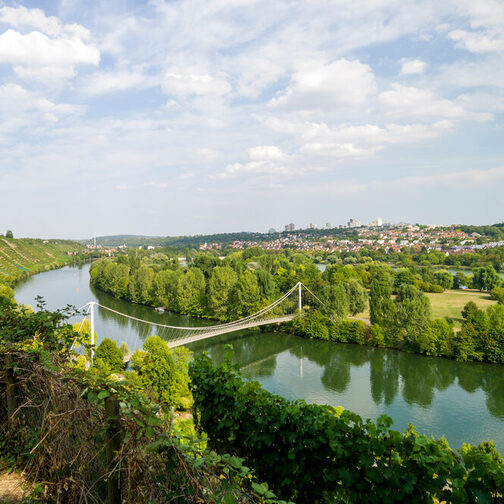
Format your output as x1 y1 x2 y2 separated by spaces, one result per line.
14 264 504 454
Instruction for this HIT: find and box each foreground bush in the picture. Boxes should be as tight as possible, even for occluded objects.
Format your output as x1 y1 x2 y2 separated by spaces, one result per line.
0 298 292 503
190 350 504 503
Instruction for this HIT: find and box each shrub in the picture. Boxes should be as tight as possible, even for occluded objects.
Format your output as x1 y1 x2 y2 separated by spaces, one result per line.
189 351 504 503
490 286 504 304
369 324 386 347
131 335 192 410
417 319 453 357
94 338 124 374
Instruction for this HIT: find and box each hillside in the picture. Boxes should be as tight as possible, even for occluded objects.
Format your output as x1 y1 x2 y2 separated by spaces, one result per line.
0 237 83 284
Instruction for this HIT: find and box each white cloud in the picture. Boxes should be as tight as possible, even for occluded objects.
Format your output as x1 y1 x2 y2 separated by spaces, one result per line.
217 160 293 179
0 83 85 124
0 5 89 38
81 69 155 95
373 165 504 191
162 71 231 98
299 121 454 158
0 29 99 81
248 145 288 161
14 65 76 81
0 29 99 67
270 58 376 111
193 148 220 161
115 184 128 190
399 58 428 75
260 116 455 159
448 29 504 53
378 84 486 120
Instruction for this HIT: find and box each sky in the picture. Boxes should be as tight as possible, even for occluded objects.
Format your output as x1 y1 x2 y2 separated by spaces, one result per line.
0 0 503 239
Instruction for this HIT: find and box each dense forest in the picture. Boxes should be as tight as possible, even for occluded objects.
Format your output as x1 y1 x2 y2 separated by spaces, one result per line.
90 248 504 364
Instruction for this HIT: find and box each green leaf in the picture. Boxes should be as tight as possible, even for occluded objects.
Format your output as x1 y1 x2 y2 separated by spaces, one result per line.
251 482 267 495
98 390 110 400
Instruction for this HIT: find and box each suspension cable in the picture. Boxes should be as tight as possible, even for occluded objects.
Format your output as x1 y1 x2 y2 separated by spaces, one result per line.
94 282 300 331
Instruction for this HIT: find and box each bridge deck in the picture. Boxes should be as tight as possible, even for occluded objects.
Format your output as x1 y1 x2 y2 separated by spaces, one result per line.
168 315 295 348
122 315 295 362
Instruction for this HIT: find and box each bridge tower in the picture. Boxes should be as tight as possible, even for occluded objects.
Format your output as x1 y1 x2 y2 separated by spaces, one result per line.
298 282 302 313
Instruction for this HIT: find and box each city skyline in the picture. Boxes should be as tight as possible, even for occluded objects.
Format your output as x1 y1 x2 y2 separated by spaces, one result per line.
0 1 503 239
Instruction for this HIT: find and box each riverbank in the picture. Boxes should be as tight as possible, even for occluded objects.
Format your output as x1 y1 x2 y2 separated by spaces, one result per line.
0 237 84 287
15 263 504 454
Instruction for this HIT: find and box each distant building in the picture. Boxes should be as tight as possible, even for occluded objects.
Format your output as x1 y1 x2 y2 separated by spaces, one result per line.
285 223 295 232
368 217 383 227
309 223 316 229
325 222 332 229
268 228 277 234
347 219 361 228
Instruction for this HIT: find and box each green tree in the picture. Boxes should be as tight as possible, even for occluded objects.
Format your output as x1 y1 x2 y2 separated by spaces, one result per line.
462 301 479 321
177 268 206 315
369 271 395 327
0 284 15 301
453 272 469 289
5 230 13 238
453 323 482 362
208 266 238 319
94 338 124 374
490 287 504 304
434 270 453 290
473 265 501 292
228 270 262 318
484 304 504 363
133 265 155 304
345 279 368 316
394 268 417 289
394 284 431 349
417 319 453 356
193 253 220 278
131 335 192 409
322 283 349 320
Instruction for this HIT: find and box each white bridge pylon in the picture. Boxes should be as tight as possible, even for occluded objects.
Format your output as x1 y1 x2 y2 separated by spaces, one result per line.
78 281 325 350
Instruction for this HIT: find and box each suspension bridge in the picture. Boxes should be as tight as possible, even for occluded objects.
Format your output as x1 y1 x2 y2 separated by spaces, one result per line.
74 282 326 359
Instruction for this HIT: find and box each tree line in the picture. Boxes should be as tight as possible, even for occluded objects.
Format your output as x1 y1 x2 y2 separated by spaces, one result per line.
89 249 369 322
90 248 504 364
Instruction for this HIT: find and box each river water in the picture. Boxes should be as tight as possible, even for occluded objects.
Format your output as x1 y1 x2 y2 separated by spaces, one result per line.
14 264 504 453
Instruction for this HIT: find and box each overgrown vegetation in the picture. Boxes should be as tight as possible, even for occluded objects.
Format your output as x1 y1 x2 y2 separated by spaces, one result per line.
0 296 292 503
190 349 504 503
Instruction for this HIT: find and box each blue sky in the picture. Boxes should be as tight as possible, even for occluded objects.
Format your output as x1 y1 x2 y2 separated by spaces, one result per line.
0 0 503 239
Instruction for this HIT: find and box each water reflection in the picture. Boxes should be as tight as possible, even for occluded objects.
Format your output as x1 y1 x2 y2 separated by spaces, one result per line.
370 350 399 406
15 264 504 451
192 330 504 422
196 332 504 421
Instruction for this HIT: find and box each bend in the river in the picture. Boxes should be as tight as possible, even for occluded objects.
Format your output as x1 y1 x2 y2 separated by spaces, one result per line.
14 263 504 454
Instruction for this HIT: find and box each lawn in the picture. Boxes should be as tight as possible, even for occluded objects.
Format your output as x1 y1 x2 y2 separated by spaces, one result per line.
425 290 497 327
353 289 497 328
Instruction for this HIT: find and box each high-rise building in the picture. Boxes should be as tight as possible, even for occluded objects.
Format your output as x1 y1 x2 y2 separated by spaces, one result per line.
285 222 295 232
368 217 383 227
347 218 361 228
325 222 332 229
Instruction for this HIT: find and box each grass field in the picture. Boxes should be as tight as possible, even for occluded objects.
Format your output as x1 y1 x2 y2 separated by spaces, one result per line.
426 290 496 327
354 289 497 328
